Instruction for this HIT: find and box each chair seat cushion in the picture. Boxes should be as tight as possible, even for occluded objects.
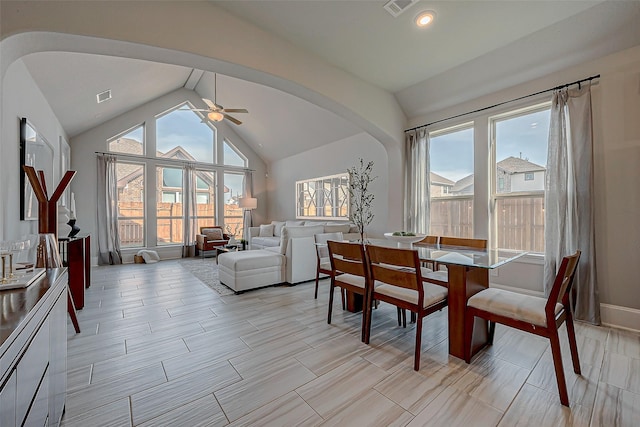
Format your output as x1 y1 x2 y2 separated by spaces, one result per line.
375 282 448 308
422 270 448 284
335 273 366 289
467 288 563 327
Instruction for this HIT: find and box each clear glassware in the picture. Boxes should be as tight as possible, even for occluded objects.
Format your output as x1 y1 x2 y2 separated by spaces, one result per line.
0 241 11 283
35 234 63 269
7 240 24 278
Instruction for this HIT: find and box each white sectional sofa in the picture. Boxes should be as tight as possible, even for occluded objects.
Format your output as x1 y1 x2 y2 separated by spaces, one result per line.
219 221 358 292
248 220 358 250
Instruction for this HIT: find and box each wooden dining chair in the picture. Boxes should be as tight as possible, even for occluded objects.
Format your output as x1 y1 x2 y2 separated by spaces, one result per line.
365 245 448 370
464 251 582 406
327 241 370 342
314 232 345 304
423 237 488 287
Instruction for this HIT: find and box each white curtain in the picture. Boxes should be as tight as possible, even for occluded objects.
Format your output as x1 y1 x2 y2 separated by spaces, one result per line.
96 154 122 265
182 163 198 258
242 170 254 242
544 83 599 324
404 128 431 234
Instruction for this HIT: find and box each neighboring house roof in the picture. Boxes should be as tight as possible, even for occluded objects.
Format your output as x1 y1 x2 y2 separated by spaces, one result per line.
452 174 474 193
430 172 455 186
116 144 228 192
497 156 545 174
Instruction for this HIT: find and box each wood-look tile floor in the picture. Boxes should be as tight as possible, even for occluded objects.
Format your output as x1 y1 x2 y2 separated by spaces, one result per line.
60 261 640 427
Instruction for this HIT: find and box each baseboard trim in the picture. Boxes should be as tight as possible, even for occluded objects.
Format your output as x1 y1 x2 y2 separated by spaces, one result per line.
600 303 640 333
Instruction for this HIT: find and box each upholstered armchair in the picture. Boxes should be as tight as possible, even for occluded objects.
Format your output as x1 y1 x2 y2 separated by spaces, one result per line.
195 226 230 257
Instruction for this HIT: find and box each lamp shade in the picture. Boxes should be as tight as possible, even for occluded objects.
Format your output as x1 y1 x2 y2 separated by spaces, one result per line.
238 197 257 209
208 111 224 122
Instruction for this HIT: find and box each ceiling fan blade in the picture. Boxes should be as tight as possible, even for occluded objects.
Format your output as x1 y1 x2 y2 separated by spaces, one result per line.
222 108 248 113
202 98 217 109
223 114 242 125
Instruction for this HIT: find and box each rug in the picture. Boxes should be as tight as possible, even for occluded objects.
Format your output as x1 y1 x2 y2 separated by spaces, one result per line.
178 258 236 296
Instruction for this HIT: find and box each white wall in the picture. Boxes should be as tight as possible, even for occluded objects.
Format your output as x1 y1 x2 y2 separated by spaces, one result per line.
71 88 267 263
1 59 68 240
410 45 640 319
268 132 392 238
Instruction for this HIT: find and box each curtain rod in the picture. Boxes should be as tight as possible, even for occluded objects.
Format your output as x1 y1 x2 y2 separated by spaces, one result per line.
405 74 600 133
95 151 255 172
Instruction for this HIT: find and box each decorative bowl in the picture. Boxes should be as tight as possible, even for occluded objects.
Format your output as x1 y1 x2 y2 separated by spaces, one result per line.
383 232 427 248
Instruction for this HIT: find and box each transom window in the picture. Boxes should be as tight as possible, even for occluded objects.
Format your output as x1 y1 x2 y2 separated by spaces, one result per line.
109 125 144 156
156 103 216 163
223 139 247 167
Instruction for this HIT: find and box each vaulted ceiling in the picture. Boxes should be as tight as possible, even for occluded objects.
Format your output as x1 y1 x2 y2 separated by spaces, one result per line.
19 0 640 163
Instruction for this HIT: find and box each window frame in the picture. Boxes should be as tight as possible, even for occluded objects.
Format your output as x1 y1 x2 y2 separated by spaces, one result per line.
428 122 475 238
115 160 146 248
490 101 551 253
295 172 350 220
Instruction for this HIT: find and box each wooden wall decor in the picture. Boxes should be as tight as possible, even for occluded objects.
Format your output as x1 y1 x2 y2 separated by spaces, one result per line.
22 166 76 236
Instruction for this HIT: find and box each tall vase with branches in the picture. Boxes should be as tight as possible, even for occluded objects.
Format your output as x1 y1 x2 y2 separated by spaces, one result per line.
347 159 377 243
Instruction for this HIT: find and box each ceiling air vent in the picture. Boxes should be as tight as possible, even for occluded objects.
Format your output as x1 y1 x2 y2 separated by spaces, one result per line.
96 89 112 104
383 0 419 18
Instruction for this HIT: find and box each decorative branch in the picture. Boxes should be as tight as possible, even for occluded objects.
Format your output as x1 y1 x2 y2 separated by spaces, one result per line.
347 158 377 242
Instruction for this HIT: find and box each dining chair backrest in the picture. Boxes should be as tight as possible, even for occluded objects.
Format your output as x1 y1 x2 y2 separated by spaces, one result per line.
315 232 344 260
417 235 438 245
327 241 368 278
367 245 423 294
547 251 582 313
439 236 487 249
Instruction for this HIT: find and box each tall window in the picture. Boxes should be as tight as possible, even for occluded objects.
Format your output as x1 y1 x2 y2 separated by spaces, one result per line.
157 103 215 163
109 125 144 156
429 125 474 237
116 162 145 248
157 166 183 245
492 103 550 252
196 170 216 230
296 173 349 219
224 172 245 238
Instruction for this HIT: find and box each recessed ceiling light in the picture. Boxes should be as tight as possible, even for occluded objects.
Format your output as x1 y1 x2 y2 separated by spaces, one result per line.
415 10 435 27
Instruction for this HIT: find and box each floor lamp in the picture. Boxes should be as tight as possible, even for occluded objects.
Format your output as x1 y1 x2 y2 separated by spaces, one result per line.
238 197 257 244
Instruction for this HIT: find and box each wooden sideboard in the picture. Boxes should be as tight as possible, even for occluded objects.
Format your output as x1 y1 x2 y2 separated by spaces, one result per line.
0 269 68 427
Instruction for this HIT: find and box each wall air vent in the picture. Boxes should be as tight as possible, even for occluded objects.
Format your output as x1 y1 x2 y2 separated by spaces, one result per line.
96 89 112 103
383 0 419 18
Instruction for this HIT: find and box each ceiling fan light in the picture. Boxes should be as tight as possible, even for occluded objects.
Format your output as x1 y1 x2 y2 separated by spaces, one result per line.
208 111 224 122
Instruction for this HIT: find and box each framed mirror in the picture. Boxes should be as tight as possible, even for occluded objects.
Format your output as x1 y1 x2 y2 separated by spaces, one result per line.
20 117 54 220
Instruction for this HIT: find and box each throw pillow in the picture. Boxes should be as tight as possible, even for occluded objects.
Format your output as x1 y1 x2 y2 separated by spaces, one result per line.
271 221 286 237
259 224 275 237
324 223 351 233
285 220 305 227
204 228 224 241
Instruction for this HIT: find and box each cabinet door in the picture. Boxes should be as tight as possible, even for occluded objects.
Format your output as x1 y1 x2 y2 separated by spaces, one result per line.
1 370 17 427
16 319 50 425
48 291 67 426
22 367 49 427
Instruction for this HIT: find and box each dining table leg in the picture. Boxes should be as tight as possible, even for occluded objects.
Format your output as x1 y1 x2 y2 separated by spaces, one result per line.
447 265 489 359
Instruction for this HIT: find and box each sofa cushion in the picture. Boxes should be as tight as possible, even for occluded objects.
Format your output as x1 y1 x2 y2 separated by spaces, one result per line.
279 225 325 255
259 224 275 237
203 228 223 240
271 221 286 237
324 223 351 233
286 220 305 227
251 236 280 248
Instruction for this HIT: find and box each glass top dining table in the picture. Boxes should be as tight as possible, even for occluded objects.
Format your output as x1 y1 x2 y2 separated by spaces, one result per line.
342 238 528 359
364 238 527 270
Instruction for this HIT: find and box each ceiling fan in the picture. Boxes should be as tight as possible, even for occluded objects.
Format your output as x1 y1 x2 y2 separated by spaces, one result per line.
183 73 248 125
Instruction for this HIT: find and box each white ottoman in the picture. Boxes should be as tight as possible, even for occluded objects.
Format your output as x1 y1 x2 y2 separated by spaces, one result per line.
217 250 285 292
